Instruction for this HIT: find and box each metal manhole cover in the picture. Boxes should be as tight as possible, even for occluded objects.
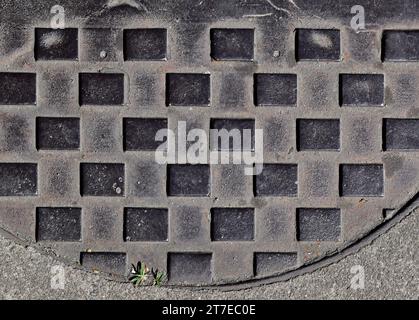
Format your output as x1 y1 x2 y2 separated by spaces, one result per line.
0 0 418 287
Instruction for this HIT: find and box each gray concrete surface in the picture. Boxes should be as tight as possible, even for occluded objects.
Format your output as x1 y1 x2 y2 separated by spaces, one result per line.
0 209 417 300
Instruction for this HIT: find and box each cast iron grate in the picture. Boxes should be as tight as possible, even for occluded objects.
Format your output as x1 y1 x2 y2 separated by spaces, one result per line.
0 0 418 287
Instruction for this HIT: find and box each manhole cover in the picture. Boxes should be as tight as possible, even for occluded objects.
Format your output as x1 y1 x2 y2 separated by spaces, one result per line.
0 0 418 287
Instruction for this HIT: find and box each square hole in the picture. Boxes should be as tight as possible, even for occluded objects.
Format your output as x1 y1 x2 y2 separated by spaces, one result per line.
124 208 168 242
210 118 255 151
167 164 210 197
254 73 297 106
80 163 125 196
168 253 212 284
254 252 297 276
0 73 36 105
79 73 124 105
383 119 419 150
0 163 37 196
124 28 167 61
80 252 126 275
123 118 167 151
254 164 298 196
36 117 80 150
210 28 254 61
81 28 120 61
382 30 419 61
166 73 210 106
35 28 78 60
340 74 384 106
36 207 81 241
297 208 341 241
340 164 384 197
297 119 340 151
211 208 254 241
296 29 340 61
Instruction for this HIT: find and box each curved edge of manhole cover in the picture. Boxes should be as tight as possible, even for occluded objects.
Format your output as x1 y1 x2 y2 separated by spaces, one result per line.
0 193 416 290
220 195 418 291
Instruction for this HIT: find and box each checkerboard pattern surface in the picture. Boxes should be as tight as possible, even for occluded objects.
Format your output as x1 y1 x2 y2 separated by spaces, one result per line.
1 1 418 285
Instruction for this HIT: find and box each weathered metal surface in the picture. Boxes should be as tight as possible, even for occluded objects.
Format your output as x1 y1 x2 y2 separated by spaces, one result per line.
0 0 418 286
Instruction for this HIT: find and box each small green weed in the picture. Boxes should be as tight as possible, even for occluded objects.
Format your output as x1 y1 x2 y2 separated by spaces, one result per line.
129 261 167 287
129 261 149 286
152 268 167 286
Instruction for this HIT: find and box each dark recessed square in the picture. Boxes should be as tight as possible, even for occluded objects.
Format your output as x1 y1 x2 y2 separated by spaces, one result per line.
0 73 36 105
211 208 254 241
297 208 341 241
36 207 81 241
254 164 298 197
166 73 210 106
35 28 78 60
168 253 212 284
0 163 37 196
80 163 125 197
167 164 210 197
297 119 340 151
210 118 255 151
210 28 254 61
123 118 167 151
254 252 297 276
79 73 124 105
383 119 419 150
124 208 168 242
254 74 297 106
124 28 167 60
340 74 384 106
340 164 384 197
382 30 419 61
36 117 80 150
296 29 340 61
80 252 126 275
